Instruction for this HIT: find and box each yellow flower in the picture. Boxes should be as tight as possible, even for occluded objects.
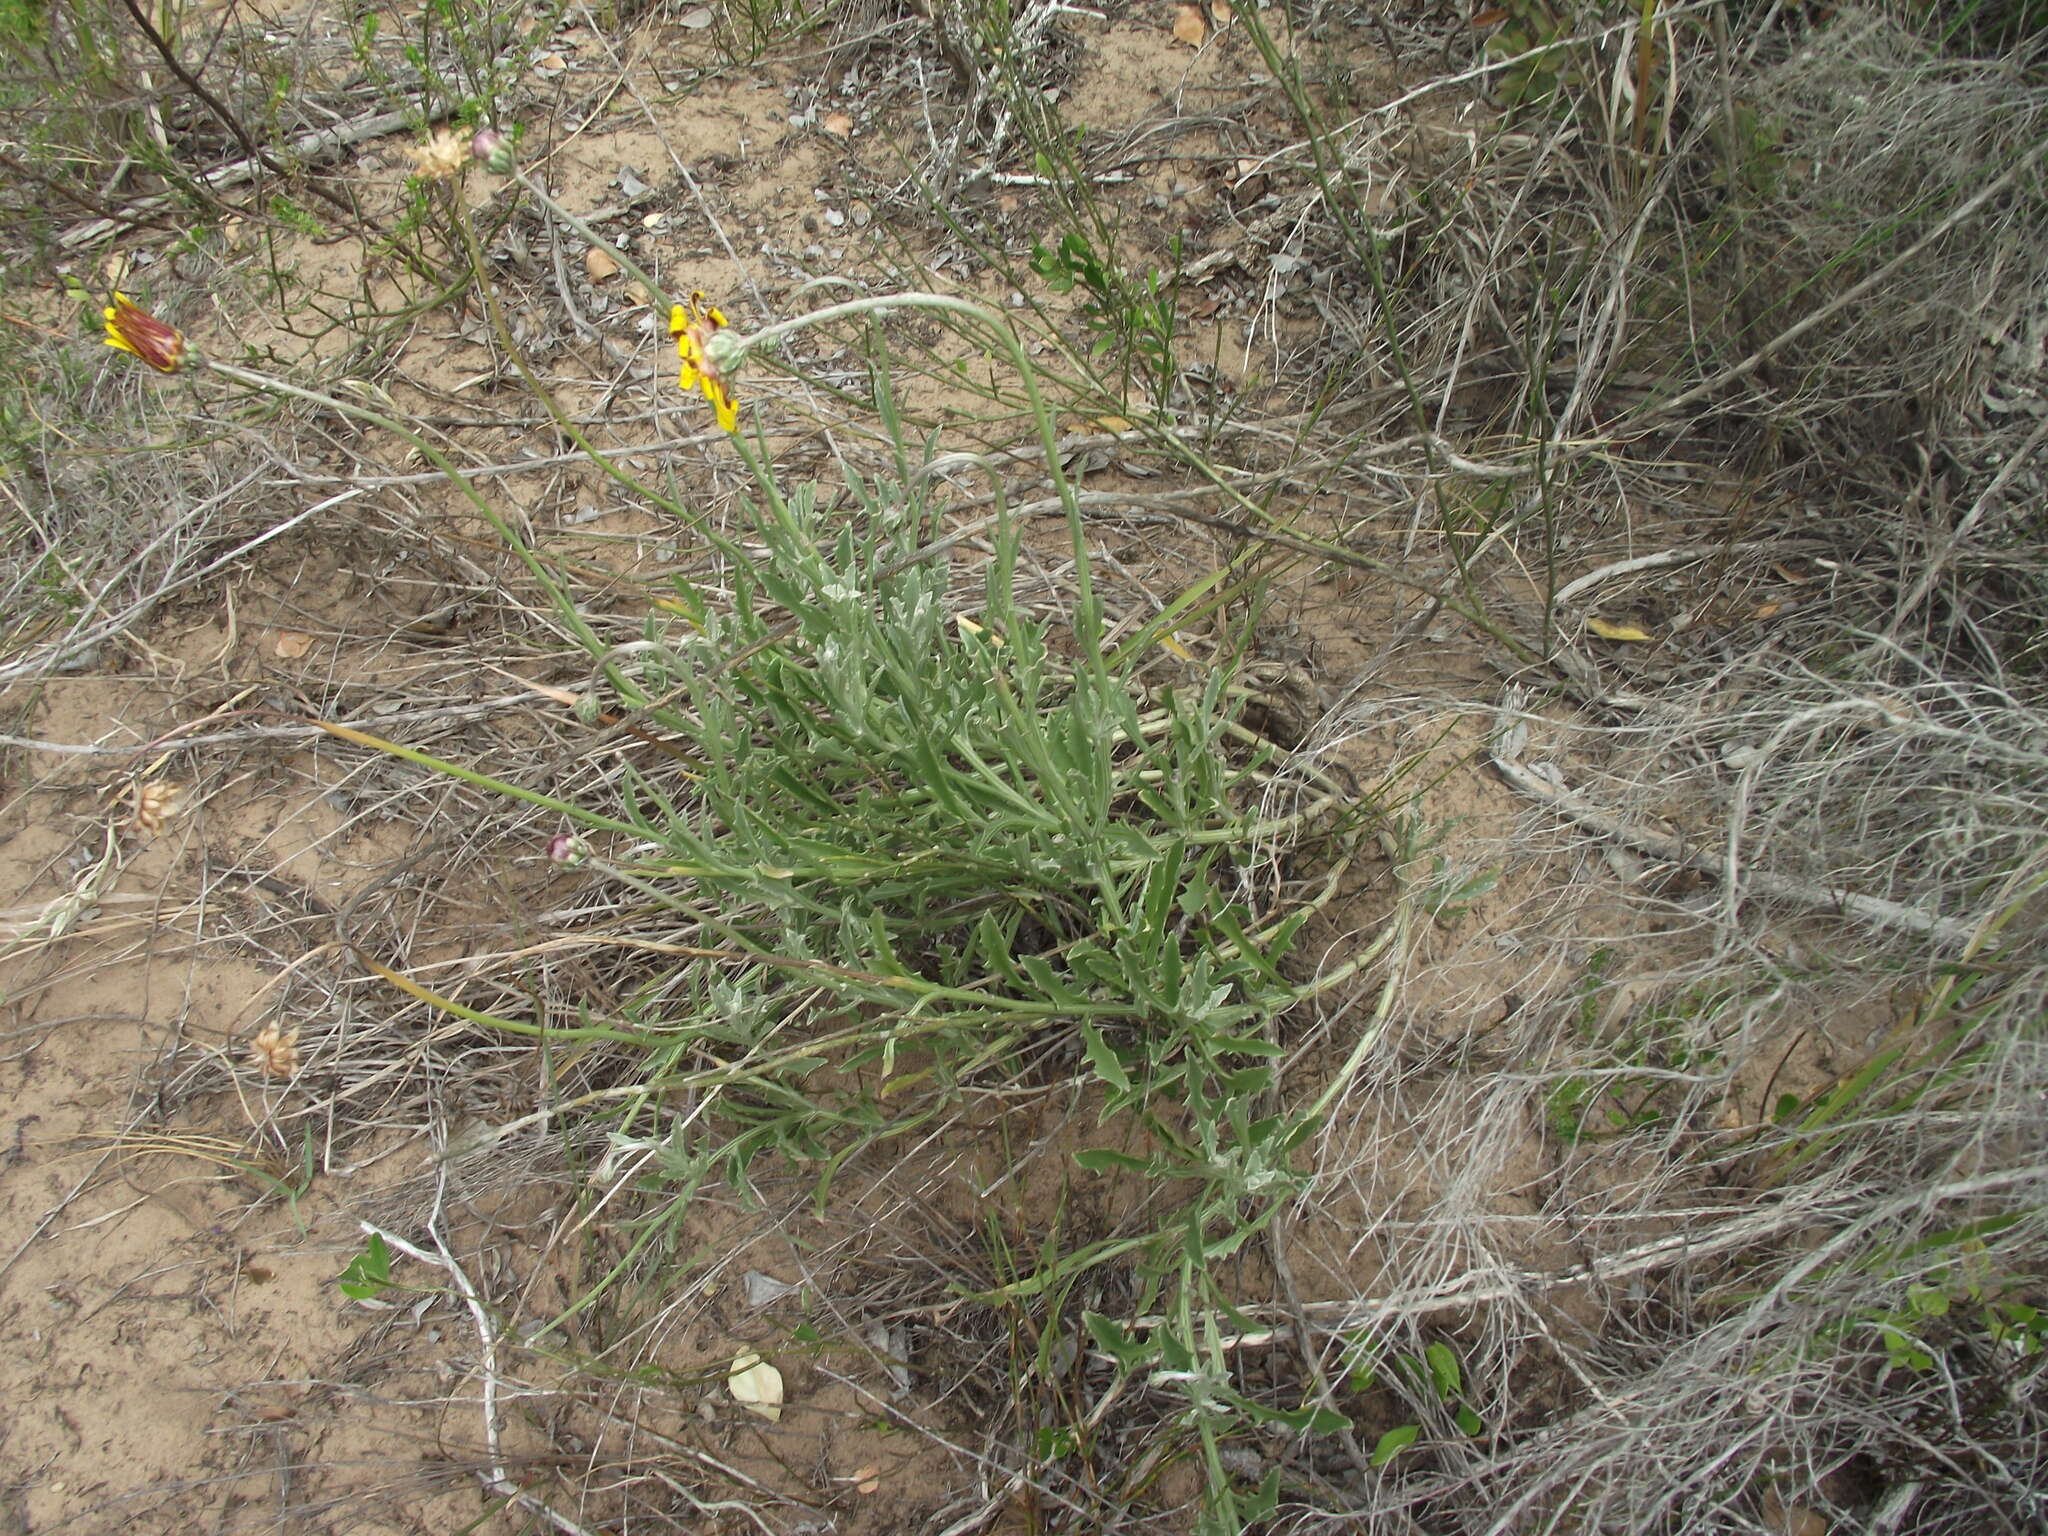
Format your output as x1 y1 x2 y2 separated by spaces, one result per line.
102 292 187 373
670 290 740 432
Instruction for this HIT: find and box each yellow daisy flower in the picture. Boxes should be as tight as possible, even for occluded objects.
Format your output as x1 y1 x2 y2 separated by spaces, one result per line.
670 290 740 432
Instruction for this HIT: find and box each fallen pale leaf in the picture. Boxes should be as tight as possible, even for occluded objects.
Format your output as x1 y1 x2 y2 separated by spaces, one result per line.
537 50 565 69
677 5 713 26
584 246 619 281
1586 616 1655 643
518 678 583 708
822 111 854 139
728 1351 784 1421
743 1270 800 1307
274 629 314 658
1172 3 1209 45
850 1462 881 1495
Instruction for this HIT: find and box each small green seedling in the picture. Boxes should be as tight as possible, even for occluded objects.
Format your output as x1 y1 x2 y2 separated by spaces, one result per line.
1348 1337 1488 1465
336 1232 394 1301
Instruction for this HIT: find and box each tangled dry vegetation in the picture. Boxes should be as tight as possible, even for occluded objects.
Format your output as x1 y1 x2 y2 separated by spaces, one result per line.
1 1 2045 1533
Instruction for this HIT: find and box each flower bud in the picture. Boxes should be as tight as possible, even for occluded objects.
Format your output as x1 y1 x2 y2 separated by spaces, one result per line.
470 128 515 175
102 293 189 374
701 325 749 377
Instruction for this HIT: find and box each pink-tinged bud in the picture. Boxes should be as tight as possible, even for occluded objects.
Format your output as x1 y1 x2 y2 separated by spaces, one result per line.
470 128 515 174
546 832 587 866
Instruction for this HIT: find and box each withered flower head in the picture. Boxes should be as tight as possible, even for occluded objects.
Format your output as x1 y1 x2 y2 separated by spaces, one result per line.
405 129 470 181
126 779 186 837
669 290 741 432
103 292 188 374
249 1023 300 1080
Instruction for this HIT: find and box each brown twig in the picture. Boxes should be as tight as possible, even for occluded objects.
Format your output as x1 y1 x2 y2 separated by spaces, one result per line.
114 0 361 224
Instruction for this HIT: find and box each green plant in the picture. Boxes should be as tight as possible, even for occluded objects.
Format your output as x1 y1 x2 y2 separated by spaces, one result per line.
1419 853 1501 925
1030 221 1183 415
1483 0 1577 113
96 148 1390 1525
1545 955 1738 1144
711 0 834 63
335 1232 395 1301
1343 1338 1488 1466
1783 1221 2048 1387
402 0 538 126
1920 0 2048 54
1474 0 1682 163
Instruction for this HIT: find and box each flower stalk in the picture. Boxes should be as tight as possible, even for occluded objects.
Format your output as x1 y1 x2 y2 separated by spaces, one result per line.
476 136 1105 662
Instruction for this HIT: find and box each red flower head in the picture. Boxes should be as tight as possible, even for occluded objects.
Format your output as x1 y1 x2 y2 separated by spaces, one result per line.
102 292 187 373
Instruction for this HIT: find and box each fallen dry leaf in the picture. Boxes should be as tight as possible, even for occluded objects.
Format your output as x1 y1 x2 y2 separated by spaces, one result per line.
1172 3 1209 46
821 111 854 139
1586 616 1656 643
273 629 314 658
728 1351 784 1422
850 1462 882 1495
677 5 714 26
1207 0 1232 26
584 246 619 281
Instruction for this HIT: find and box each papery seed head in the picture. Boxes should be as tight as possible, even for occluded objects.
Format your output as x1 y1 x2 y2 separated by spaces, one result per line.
405 129 470 181
250 1023 300 1080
